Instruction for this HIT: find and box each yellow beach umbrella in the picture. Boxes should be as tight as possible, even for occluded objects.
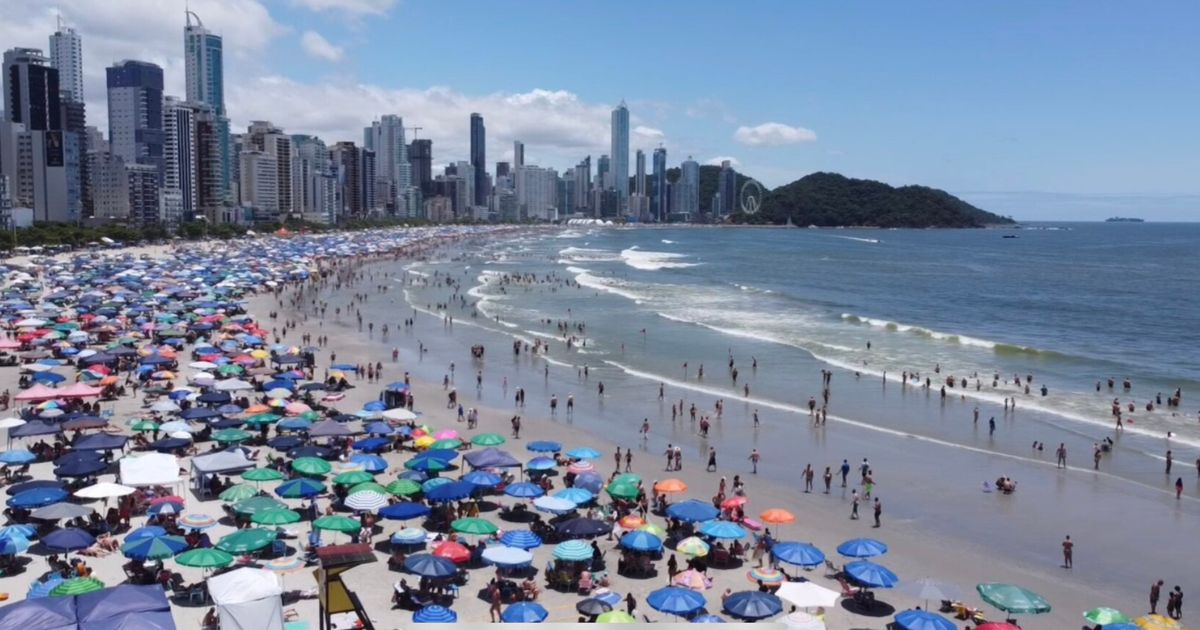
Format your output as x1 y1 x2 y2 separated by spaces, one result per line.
1136 615 1189 630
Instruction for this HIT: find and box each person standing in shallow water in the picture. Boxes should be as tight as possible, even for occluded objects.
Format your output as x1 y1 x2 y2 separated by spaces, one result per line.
1062 535 1074 568
707 447 718 472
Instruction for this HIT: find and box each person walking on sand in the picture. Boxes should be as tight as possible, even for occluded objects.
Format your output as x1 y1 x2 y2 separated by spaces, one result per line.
802 465 814 492
840 459 851 487
1062 535 1073 568
748 449 760 474
1176 476 1184 500
641 418 650 440
1151 580 1164 614
510 415 521 439
664 444 674 471
1166 450 1173 475
624 449 633 472
872 497 882 528
614 447 622 471
707 447 718 472
823 466 833 493
1056 443 1067 468
850 489 860 520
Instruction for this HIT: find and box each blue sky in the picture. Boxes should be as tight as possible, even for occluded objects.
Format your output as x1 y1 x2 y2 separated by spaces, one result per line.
4 0 1198 219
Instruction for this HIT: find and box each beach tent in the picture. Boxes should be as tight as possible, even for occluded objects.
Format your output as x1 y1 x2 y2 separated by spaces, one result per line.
14 384 63 402
119 453 181 489
191 449 256 493
0 594 77 629
72 433 128 451
0 583 173 629
208 567 284 630
463 447 522 469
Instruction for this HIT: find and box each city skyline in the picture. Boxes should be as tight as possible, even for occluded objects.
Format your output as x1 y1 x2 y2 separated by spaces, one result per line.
1 1 1197 220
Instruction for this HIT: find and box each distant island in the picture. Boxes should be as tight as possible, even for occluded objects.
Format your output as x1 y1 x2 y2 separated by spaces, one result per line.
1105 217 1145 223
734 172 1014 228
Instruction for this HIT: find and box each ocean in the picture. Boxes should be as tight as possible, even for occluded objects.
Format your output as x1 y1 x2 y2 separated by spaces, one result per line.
369 223 1198 597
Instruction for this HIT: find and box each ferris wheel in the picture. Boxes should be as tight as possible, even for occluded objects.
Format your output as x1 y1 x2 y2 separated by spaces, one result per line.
739 179 765 215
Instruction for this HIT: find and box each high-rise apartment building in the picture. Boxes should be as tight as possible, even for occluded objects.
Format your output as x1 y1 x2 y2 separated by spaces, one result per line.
408 138 432 196
610 101 629 209
512 141 524 168
469 113 487 206
244 121 292 219
364 115 411 214
184 11 230 201
291 134 337 224
49 24 83 103
106 60 164 179
330 141 361 217
635 149 646 196
1 47 75 222
680 157 700 217
717 159 736 216
652 147 667 222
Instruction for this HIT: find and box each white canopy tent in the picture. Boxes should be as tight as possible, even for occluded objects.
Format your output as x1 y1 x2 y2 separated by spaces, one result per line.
119 453 181 491
208 567 284 630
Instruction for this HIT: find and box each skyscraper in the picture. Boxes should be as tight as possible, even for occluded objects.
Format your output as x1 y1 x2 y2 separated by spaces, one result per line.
106 60 164 179
512 141 524 168
408 138 432 196
330 141 361 217
635 149 646 196
244 121 293 220
597 154 610 190
469 113 486 206
49 22 83 103
3 48 60 130
184 11 230 201
1 47 75 222
652 147 667 222
610 101 629 208
680 157 700 217
717 160 737 216
364 115 411 214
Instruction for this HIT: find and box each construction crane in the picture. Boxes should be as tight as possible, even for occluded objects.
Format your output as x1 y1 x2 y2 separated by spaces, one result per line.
406 127 423 140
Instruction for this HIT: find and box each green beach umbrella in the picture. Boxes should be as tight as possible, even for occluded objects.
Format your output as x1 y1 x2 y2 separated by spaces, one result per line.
347 482 388 496
386 479 422 497
233 495 286 516
451 517 498 535
241 468 285 483
252 508 302 526
217 364 244 376
313 515 360 533
50 576 105 597
220 483 259 502
213 428 252 443
613 473 641 485
976 583 1052 615
471 433 505 446
216 528 277 553
120 535 188 560
298 411 321 422
130 420 159 432
404 457 449 472
274 478 326 498
596 611 637 624
244 413 280 426
176 548 234 569
1083 607 1130 625
431 438 462 451
334 471 374 486
606 481 639 500
292 457 331 476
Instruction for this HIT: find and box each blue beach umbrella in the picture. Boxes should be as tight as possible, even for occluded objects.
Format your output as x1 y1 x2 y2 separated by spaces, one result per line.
552 540 593 561
463 471 502 487
413 605 456 623
274 478 325 498
482 546 534 568
894 610 957 630
0 524 37 540
350 454 388 472
838 538 889 558
501 602 548 623
691 615 727 623
667 500 720 523
425 481 474 503
771 542 825 567
353 437 390 452
27 575 64 599
722 591 783 620
421 477 451 493
121 535 188 560
403 554 458 578
566 447 601 460
647 586 707 617
845 560 900 588
573 472 604 494
533 496 575 514
526 456 556 471
42 527 95 552
620 531 664 553
124 526 167 543
499 530 542 550
378 502 431 521
8 487 68 509
526 440 561 453
0 450 36 465
555 487 594 505
504 482 544 498
0 535 31 555
698 520 747 540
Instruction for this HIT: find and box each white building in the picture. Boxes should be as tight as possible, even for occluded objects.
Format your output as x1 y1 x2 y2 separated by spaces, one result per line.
238 149 278 221
49 25 84 102
515 164 558 221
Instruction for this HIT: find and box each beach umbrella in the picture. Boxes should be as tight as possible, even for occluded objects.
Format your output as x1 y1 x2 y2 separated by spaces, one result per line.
505 482 546 499
178 513 218 530
1084 608 1131 625
27 574 65 599
403 554 457 578
1133 616 1186 630
760 508 795 525
500 530 542 550
0 524 37 540
333 468 374 484
654 479 688 494
747 567 786 585
121 535 187 560
381 407 417 421
233 496 287 516
692 614 727 623
426 481 475 503
647 586 707 617
976 583 1051 615
74 481 135 499
42 527 94 552
421 478 451 493
158 420 192 434
555 487 594 505
555 517 611 538
526 456 556 471
723 591 783 620
846 560 899 588
8 487 68 509
378 502 430 521
463 470 502 487
125 526 167 543
212 428 252 443
391 528 428 545
413 605 457 623
348 481 390 497
675 536 711 557
672 568 711 591
216 528 277 553
0 535 32 555
54 458 108 478
766 543 823 569
432 540 471 564
614 473 641 485
288 446 333 460
387 479 423 497
50 576 105 597
577 598 613 616
597 610 637 623
313 515 360 533
778 611 826 629
345 490 389 512
481 546 533 568
220 484 259 502
667 500 720 523
451 517 498 535
274 478 326 498
252 508 302 526
0 418 27 429
837 537 888 558
620 531 663 553
405 456 450 472
638 523 668 539
568 461 595 474
0 449 37 465
894 610 957 630
533 496 576 514
430 438 461 451
350 453 388 472
472 433 506 446
699 520 747 540
267 436 303 451
354 437 391 452
130 420 159 432
526 440 561 453
31 502 94 521
292 457 332 476
605 481 639 500
566 447 601 460
618 515 645 529
553 540 593 561
502 602 548 623
242 468 285 483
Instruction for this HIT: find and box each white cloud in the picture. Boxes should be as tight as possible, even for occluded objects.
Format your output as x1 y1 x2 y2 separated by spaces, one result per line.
633 125 665 143
300 31 344 61
290 0 397 16
706 156 741 168
734 122 817 146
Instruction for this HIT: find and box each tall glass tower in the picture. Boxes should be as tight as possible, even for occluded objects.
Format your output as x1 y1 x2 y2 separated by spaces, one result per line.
609 101 629 210
470 113 486 206
185 11 230 204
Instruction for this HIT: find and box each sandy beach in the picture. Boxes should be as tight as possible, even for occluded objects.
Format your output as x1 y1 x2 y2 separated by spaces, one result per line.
0 227 1190 630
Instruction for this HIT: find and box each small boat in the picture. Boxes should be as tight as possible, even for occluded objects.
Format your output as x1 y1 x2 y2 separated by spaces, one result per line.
1001 235 1018 239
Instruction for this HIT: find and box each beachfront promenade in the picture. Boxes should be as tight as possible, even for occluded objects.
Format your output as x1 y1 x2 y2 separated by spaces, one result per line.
0 228 1187 630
